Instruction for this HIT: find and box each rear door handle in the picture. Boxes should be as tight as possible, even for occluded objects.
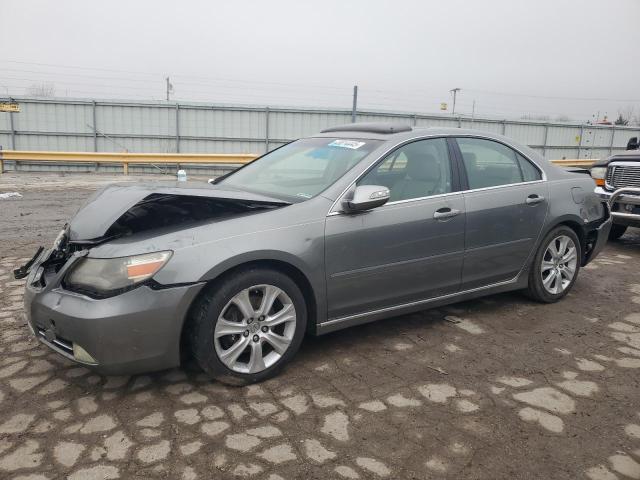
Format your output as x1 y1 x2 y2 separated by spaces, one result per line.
433 207 461 220
526 194 545 205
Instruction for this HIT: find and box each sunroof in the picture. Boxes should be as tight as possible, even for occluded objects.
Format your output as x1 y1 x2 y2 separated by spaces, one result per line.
320 122 412 134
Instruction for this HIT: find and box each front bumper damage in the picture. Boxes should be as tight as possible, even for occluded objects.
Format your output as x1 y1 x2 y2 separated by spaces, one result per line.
595 186 640 228
14 183 290 376
18 245 205 375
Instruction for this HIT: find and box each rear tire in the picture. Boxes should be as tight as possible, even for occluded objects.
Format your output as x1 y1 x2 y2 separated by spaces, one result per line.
524 226 581 303
608 224 627 241
188 267 306 385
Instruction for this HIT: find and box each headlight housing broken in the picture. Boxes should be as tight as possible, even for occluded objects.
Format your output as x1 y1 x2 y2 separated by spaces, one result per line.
65 251 172 297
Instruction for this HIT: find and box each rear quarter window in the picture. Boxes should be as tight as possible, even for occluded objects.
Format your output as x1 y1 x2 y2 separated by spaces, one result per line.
517 153 542 182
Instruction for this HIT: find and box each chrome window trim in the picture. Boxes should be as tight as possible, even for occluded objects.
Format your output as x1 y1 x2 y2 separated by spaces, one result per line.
460 179 546 195
326 190 463 216
326 133 547 217
384 190 462 206
326 179 546 217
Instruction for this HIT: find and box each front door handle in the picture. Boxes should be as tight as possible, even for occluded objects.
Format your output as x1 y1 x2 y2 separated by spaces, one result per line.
525 194 545 205
433 207 461 220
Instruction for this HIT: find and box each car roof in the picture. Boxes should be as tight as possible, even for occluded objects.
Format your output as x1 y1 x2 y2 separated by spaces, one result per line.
310 122 549 171
312 123 507 142
320 122 412 135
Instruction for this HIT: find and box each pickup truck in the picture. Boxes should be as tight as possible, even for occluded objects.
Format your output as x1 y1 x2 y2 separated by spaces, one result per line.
590 137 640 239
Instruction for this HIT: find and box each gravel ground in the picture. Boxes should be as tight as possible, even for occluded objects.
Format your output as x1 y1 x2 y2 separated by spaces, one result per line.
1 173 639 480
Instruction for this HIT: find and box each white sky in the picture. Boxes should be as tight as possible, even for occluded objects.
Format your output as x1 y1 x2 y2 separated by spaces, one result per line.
1 0 639 121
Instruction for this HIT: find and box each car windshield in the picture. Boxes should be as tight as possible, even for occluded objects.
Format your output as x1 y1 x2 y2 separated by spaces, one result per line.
219 137 382 201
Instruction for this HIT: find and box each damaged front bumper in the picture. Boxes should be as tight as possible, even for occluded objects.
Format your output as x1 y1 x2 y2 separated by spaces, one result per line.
13 182 292 375
19 246 205 375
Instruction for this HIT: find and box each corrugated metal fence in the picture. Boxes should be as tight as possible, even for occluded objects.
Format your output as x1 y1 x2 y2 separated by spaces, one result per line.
1 96 639 160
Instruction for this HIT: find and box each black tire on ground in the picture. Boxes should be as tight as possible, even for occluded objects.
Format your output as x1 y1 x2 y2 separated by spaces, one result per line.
188 267 307 385
608 224 627 241
524 225 581 304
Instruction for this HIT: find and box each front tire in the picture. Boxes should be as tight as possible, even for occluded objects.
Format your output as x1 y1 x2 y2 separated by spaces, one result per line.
608 224 627 241
188 267 307 385
524 226 581 303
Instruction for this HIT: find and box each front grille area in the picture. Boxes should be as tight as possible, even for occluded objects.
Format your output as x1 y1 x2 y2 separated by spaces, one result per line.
606 164 640 189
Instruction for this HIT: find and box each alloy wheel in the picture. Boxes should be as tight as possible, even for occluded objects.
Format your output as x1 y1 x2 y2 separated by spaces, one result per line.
540 235 578 295
214 284 297 374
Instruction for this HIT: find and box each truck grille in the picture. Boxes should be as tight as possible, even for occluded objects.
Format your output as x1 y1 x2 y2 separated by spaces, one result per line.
606 164 640 189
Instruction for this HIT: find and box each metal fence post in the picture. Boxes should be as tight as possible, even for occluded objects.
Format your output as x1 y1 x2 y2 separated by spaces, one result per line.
609 125 615 156
9 107 16 150
175 103 180 153
501 121 506 135
542 124 549 159
265 107 270 153
92 101 98 152
577 125 584 159
351 85 358 123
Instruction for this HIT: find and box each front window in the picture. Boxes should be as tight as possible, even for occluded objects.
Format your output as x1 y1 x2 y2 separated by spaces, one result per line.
219 138 382 201
359 138 453 202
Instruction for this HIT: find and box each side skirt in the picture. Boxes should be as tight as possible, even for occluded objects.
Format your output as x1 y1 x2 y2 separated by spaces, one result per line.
316 275 528 335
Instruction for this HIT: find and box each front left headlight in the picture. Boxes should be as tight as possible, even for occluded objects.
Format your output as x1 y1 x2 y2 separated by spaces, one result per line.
65 251 172 296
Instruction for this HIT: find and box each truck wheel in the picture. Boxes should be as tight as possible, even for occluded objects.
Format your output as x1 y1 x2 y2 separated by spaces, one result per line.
608 224 627 241
524 226 581 303
188 267 306 385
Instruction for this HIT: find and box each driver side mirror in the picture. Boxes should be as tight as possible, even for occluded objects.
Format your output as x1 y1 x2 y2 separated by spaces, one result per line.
343 185 390 213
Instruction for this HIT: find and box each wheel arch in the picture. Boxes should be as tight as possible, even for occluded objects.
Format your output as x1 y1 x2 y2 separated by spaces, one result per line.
179 256 321 366
520 215 586 283
540 215 588 263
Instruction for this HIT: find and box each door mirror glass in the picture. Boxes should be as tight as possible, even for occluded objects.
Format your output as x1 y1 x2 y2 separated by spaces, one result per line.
343 185 390 212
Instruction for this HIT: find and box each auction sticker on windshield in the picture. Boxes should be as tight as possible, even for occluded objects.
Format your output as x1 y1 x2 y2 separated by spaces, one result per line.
328 140 366 149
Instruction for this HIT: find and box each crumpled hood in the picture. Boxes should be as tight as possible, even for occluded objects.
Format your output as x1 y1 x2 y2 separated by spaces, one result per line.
69 181 288 241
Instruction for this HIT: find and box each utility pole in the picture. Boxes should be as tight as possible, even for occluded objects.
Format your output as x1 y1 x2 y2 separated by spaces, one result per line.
450 87 461 115
351 85 358 123
471 100 476 123
165 77 173 101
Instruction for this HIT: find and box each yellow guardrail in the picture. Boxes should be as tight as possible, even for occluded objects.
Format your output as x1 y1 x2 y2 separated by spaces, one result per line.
0 150 594 175
0 150 258 175
549 159 595 167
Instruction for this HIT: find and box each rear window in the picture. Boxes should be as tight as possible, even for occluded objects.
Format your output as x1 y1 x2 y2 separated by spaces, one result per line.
457 137 541 189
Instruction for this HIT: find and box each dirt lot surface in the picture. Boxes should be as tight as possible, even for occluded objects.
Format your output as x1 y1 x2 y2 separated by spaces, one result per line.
1 173 639 480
